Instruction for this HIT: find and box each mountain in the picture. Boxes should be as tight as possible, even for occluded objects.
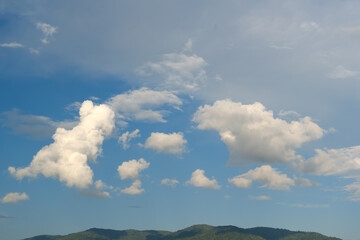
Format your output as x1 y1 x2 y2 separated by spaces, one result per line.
23 224 341 240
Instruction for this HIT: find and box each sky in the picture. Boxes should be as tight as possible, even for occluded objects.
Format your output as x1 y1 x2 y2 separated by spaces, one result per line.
1 1 360 240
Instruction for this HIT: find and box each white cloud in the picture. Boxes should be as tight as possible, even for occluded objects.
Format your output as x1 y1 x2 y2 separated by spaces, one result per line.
0 109 78 139
296 145 360 176
8 101 115 189
117 158 150 180
249 195 271 201
328 65 358 79
107 88 182 124
0 42 24 48
144 132 187 155
278 110 300 117
193 99 324 165
161 178 179 187
187 169 220 190
345 182 360 201
1 192 29 203
183 38 193 52
229 165 295 191
118 129 140 149
121 179 144 195
135 49 207 93
36 22 57 44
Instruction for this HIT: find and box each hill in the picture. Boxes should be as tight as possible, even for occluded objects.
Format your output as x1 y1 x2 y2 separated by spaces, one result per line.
23 224 341 240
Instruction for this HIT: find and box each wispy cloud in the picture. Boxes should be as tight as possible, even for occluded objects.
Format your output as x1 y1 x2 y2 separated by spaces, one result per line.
36 22 57 44
249 195 271 201
277 202 330 208
0 42 24 48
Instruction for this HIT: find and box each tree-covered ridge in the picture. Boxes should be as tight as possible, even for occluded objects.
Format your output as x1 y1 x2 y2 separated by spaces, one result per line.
23 224 342 240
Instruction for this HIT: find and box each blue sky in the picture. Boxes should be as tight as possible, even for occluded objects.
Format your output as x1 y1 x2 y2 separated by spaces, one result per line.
1 1 360 240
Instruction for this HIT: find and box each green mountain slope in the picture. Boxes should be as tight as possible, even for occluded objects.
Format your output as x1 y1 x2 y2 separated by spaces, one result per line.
23 224 341 240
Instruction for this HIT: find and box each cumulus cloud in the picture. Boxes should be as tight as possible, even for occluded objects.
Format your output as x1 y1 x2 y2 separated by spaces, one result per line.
249 195 271 201
94 180 113 190
135 47 208 93
1 192 29 203
193 99 324 165
121 179 144 195
107 88 182 124
117 158 150 180
161 178 179 187
144 132 187 155
0 109 77 139
328 65 358 79
187 169 220 190
229 165 295 191
0 42 24 48
8 101 115 189
36 22 57 44
118 129 140 149
29 48 39 55
297 145 360 176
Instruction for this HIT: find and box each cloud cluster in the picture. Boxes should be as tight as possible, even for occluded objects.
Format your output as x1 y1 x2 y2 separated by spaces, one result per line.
229 165 295 191
1 192 29 203
193 99 324 165
107 88 182 124
8 101 115 189
136 52 207 93
187 169 220 190
144 132 187 155
117 158 150 195
118 129 140 149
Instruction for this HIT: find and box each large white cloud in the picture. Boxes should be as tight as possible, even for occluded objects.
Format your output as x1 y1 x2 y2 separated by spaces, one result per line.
107 88 182 124
229 165 295 191
135 49 207 93
1 192 29 203
193 99 324 165
297 145 360 176
8 101 115 189
187 169 220 190
117 158 150 180
144 132 187 155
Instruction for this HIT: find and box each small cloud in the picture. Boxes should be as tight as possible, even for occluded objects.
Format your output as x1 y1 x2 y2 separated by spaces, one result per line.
344 181 360 201
277 202 330 208
229 165 295 191
161 178 179 187
186 169 220 190
117 158 150 180
128 205 141 209
1 192 29 203
341 26 360 33
294 176 320 187
249 195 271 201
270 45 292 50
215 74 223 81
79 190 110 198
119 129 140 150
94 180 113 190
183 38 193 52
278 110 300 117
300 21 320 31
0 42 24 48
144 132 187 155
328 65 358 79
121 179 144 195
0 214 15 219
224 195 231 199
36 22 57 44
29 48 39 55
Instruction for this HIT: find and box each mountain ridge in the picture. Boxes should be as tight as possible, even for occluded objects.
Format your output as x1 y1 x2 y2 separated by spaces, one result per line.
23 224 342 240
